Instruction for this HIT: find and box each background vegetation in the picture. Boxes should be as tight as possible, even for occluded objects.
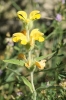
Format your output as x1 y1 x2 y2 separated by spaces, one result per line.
0 0 66 100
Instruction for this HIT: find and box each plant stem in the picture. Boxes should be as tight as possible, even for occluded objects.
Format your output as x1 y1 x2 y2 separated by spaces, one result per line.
29 49 36 100
31 70 36 100
26 24 36 100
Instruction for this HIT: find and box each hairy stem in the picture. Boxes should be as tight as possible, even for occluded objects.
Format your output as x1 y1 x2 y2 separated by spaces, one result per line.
26 24 36 100
31 70 36 100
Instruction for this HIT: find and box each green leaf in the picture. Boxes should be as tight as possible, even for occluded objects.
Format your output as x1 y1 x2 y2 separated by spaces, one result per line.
21 76 33 92
6 67 21 76
35 51 56 61
36 85 61 91
3 59 25 66
14 46 20 51
6 72 14 82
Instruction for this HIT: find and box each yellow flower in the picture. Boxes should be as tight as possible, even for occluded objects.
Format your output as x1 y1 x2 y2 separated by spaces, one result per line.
12 29 44 45
35 60 46 70
25 59 46 69
12 32 27 45
17 10 41 23
29 10 41 20
30 29 44 42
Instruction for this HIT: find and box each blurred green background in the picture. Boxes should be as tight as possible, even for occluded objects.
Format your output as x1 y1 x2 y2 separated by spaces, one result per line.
0 0 66 100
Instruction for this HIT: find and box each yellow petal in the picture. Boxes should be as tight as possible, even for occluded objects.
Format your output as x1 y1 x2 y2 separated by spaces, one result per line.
30 29 43 37
25 61 30 68
17 11 27 21
12 32 27 43
35 60 46 70
13 33 23 37
12 33 22 42
29 10 41 20
30 29 44 42
30 29 39 37
21 39 27 45
12 37 20 42
38 37 44 42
